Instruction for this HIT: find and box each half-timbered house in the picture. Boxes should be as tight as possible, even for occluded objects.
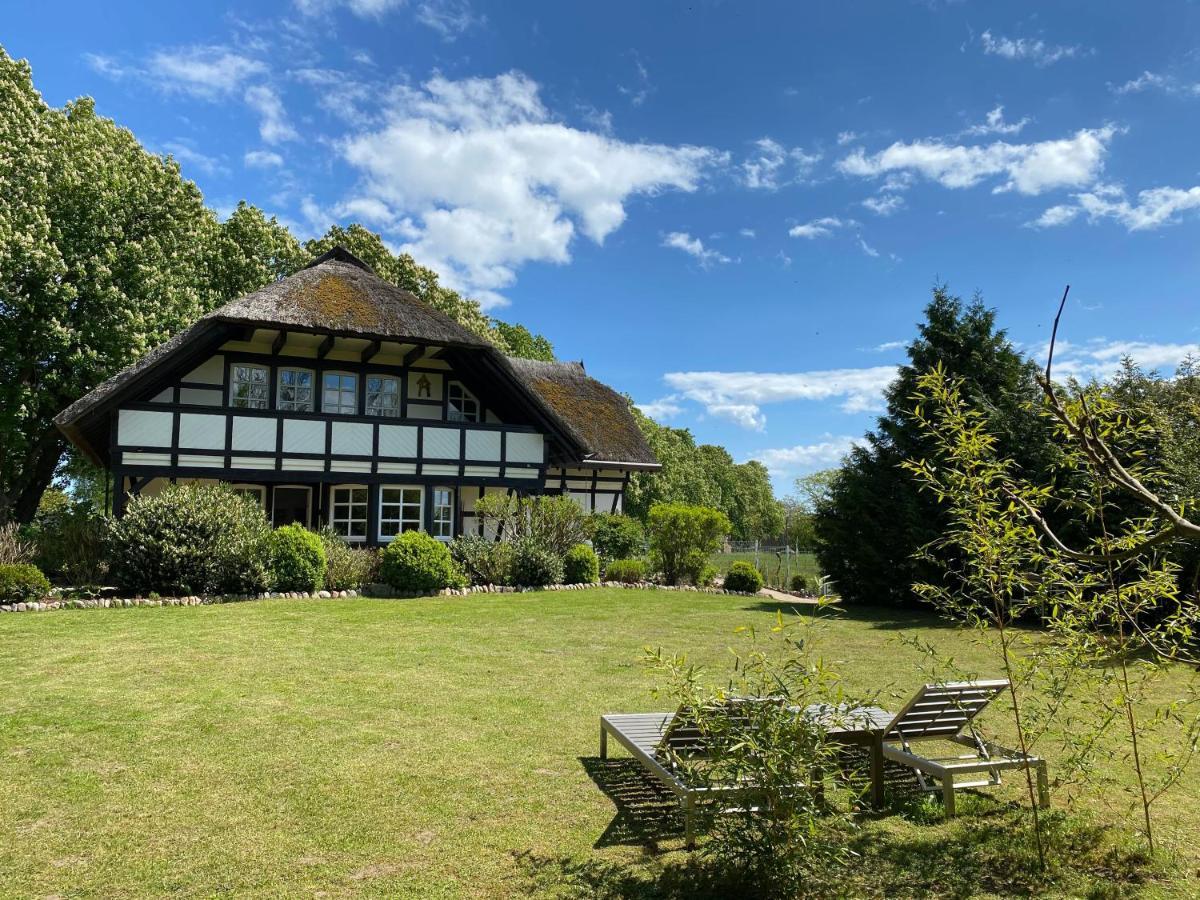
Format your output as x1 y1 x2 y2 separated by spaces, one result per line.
55 247 658 545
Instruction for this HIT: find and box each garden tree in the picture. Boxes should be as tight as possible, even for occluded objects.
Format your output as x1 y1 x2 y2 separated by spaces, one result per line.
625 407 723 518
813 287 1059 606
0 48 221 523
302 225 555 360
208 201 306 303
729 460 785 541
782 469 839 548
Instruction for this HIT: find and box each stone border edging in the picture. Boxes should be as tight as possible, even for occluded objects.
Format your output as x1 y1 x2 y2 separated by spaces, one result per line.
0 580 759 614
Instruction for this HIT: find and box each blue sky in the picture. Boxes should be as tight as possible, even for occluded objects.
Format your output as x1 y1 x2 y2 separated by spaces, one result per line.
7 0 1200 493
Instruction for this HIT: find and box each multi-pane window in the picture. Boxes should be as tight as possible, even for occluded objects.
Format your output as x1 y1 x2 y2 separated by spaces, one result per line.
365 375 400 417
380 486 422 539
277 368 314 412
431 487 454 540
230 364 269 409
330 486 368 541
232 485 265 508
447 382 480 422
323 372 358 415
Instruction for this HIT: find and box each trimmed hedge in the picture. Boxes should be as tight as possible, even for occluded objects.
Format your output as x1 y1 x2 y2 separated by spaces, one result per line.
108 483 272 595
563 544 599 584
604 558 647 584
0 563 51 603
723 561 764 593
380 531 463 592
269 525 326 593
510 538 563 587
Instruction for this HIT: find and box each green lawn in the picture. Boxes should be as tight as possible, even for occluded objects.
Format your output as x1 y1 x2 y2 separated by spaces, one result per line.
1 589 1195 898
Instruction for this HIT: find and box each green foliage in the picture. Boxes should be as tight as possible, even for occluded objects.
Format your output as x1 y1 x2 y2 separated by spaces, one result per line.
790 573 808 593
0 563 50 603
380 531 463 592
644 615 857 894
510 538 565 587
814 286 1059 607
491 321 555 361
588 513 644 562
563 544 599 584
316 527 376 591
449 535 513 586
604 558 647 583
723 561 764 593
108 483 273 596
0 522 35 566
24 489 108 585
474 493 588 556
647 503 731 585
268 525 326 593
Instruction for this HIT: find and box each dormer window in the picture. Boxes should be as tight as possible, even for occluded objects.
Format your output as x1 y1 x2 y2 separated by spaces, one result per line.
366 375 400 417
230 364 269 410
447 381 479 423
277 367 314 412
322 372 358 415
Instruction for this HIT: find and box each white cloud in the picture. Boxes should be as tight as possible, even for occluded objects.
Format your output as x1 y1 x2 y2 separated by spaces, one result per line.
83 53 130 79
857 237 879 257
662 232 731 267
980 30 1086 66
837 130 860 145
1037 339 1200 381
1030 183 1200 231
338 71 724 308
962 105 1031 137
861 193 905 216
415 0 484 39
334 196 401 227
739 227 757 238
148 45 267 99
618 53 654 107
244 149 285 168
868 339 906 353
788 216 851 239
636 396 684 421
1110 70 1200 97
748 435 863 476
740 137 821 189
161 142 227 176
244 85 298 143
837 126 1116 195
294 0 405 17
664 366 897 428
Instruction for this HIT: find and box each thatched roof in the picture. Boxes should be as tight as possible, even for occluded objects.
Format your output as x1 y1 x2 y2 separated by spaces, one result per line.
504 357 658 467
55 247 658 471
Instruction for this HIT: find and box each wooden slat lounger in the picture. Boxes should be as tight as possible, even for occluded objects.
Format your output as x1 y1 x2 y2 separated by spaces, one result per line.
599 702 803 849
879 679 1050 816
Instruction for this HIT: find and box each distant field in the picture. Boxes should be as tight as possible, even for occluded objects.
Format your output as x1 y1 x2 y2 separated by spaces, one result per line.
710 548 822 589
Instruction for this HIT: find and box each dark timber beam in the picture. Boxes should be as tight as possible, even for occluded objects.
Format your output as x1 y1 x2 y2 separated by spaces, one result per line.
316 334 335 360
361 339 381 364
402 345 425 367
233 325 256 342
271 330 288 355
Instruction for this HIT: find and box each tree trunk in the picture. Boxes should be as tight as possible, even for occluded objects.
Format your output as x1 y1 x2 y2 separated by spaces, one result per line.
6 428 67 524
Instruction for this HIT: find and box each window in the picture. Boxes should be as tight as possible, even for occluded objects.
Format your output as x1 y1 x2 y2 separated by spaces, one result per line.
380 486 422 539
277 368 314 412
365 375 400 417
431 487 454 540
231 484 265 509
323 372 358 415
330 486 368 541
230 364 269 409
447 381 479 422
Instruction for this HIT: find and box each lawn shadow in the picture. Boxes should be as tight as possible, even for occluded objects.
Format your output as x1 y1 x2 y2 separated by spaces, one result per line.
579 756 684 850
739 601 960 632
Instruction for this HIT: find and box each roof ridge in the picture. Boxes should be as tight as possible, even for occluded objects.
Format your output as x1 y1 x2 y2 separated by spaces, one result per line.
301 245 375 273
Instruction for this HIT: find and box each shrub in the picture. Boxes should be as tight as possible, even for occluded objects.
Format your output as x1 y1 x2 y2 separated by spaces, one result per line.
474 493 588 556
589 514 644 562
563 543 599 584
0 522 35 566
269 524 326 593
724 561 764 593
108 483 272 595
380 531 463 592
647 503 731 586
0 563 51 603
317 527 376 591
450 535 513 586
511 538 564 586
605 558 646 584
791 573 808 593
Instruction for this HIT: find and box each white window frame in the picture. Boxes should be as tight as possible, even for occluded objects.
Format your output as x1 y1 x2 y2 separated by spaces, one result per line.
229 363 270 410
322 371 359 416
277 366 315 412
329 484 369 543
365 373 401 418
231 483 266 509
379 485 423 541
430 486 455 541
447 381 480 423
271 485 312 528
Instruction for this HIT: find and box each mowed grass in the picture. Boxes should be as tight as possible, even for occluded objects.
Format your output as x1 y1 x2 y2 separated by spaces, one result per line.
0 589 1196 898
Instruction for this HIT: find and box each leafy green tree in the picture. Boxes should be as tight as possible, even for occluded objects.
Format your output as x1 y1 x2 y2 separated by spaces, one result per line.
813 287 1058 606
729 460 784 541
647 502 731 585
209 201 306 303
1 48 220 522
625 407 723 518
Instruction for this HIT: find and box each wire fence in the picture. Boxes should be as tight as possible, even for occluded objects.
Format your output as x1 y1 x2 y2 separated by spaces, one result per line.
709 540 824 592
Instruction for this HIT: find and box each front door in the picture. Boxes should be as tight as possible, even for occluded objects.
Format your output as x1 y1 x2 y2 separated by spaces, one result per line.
272 486 311 527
